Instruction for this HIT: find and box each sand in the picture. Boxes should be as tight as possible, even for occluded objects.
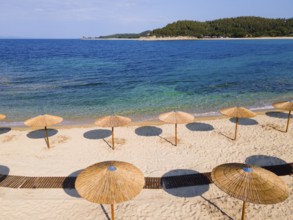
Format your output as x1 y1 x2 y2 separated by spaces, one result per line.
0 112 292 219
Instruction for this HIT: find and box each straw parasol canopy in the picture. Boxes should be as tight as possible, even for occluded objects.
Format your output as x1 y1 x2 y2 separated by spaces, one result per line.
95 115 131 150
273 101 293 111
272 101 293 132
220 107 256 119
159 111 194 146
212 163 289 220
75 161 145 220
24 114 63 127
24 114 63 148
220 107 256 140
0 114 6 120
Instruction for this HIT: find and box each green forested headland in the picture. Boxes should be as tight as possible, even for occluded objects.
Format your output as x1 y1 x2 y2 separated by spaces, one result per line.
150 17 293 38
94 17 293 39
98 31 150 39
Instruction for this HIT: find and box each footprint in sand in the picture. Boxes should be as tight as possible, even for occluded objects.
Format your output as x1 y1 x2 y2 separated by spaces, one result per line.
105 138 126 145
261 124 274 130
1 135 16 143
51 135 70 146
103 138 126 149
159 136 180 145
261 123 284 131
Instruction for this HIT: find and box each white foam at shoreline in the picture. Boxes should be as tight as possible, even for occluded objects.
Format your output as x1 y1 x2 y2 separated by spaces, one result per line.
0 104 282 127
0 105 278 127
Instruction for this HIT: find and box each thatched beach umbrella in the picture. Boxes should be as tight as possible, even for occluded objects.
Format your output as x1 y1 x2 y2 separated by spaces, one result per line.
0 114 6 120
272 101 293 132
220 107 256 140
75 161 145 220
24 114 63 148
211 163 289 220
95 115 131 150
159 111 194 146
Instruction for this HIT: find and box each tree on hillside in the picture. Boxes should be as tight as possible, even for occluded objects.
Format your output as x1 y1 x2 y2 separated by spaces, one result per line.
150 17 293 38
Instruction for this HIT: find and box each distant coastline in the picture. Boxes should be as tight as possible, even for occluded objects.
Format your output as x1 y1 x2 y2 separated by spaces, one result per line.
139 36 293 41
82 16 293 41
81 36 293 41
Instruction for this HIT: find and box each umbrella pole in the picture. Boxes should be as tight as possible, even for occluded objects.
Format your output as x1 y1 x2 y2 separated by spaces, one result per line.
234 117 239 141
44 126 50 148
112 127 115 150
175 123 177 146
241 201 246 220
285 110 291 132
111 204 115 220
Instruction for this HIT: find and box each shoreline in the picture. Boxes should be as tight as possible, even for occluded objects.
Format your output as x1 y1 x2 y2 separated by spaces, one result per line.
1 107 281 130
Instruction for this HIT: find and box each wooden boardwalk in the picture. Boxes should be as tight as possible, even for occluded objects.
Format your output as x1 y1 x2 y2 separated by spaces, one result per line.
0 163 292 190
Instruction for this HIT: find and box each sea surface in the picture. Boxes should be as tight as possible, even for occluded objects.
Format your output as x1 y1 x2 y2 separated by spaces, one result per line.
0 39 292 124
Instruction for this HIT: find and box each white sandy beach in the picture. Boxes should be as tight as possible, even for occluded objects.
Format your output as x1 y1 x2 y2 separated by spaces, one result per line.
0 112 292 219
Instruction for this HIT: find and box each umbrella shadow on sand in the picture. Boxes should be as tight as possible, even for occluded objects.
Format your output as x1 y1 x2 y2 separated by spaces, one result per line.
63 169 82 198
99 205 111 220
162 169 233 219
27 129 58 139
135 126 175 146
0 127 11 135
135 126 163 136
229 118 258 125
245 155 292 176
62 169 111 220
27 129 58 148
186 122 214 131
265 111 292 132
265 111 291 119
83 129 112 149
218 118 258 141
162 169 210 197
0 165 10 183
245 155 287 166
83 129 112 139
159 136 177 146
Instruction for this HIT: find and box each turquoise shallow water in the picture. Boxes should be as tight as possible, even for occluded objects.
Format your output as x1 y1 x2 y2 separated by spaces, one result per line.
0 39 292 123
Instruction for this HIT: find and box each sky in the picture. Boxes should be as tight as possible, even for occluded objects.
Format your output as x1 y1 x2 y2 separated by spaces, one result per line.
0 0 292 38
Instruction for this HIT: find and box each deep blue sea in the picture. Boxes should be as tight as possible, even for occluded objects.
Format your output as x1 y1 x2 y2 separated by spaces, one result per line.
0 39 293 123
